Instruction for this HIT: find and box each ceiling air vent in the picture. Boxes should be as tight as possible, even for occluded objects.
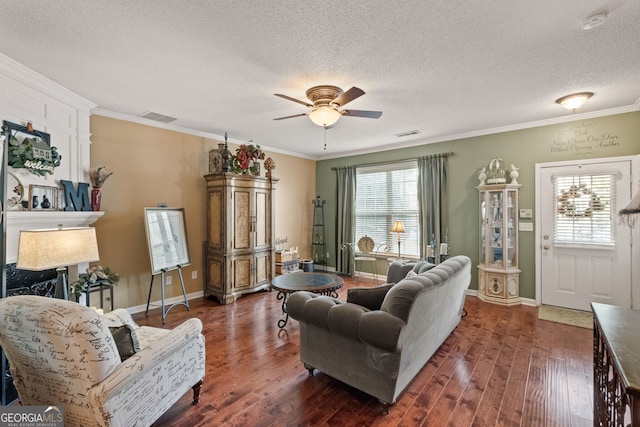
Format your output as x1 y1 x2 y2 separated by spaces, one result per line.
139 111 177 124
394 130 421 138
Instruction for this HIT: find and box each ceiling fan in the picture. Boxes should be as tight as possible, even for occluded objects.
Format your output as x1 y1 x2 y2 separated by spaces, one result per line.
273 85 382 127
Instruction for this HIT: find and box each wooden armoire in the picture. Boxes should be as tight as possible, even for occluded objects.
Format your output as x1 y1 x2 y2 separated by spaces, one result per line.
204 173 277 304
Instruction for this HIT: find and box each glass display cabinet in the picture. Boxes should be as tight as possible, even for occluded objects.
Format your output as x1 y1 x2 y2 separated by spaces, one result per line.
477 183 521 305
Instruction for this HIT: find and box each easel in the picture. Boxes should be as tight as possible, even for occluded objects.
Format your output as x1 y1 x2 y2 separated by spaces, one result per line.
145 264 190 323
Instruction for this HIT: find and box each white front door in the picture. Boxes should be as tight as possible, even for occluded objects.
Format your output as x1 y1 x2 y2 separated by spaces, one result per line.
537 158 632 311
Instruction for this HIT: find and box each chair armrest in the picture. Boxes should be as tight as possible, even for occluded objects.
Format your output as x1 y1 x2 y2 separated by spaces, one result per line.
287 292 343 328
358 311 405 352
90 318 204 397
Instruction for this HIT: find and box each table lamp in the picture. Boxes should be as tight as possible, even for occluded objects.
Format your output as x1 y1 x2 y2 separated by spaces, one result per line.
619 184 640 228
391 221 405 260
17 227 100 300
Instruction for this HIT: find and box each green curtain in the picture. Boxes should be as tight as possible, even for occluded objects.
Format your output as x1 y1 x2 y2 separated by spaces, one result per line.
417 154 449 258
334 166 355 275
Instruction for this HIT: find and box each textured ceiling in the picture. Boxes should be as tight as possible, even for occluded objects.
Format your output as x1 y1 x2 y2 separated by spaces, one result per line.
0 0 639 159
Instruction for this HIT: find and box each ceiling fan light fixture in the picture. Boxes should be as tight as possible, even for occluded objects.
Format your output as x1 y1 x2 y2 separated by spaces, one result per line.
308 105 342 127
555 92 594 112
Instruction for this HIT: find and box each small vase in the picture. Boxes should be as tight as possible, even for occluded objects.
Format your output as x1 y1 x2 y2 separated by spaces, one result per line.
251 161 261 176
32 195 39 209
91 187 102 211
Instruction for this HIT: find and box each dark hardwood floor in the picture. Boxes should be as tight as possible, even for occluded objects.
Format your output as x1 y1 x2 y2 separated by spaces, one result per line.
135 276 593 427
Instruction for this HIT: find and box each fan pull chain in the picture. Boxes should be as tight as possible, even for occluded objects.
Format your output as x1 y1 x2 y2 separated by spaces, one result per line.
324 127 327 150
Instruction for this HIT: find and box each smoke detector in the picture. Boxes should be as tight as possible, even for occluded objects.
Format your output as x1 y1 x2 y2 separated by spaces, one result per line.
582 11 608 30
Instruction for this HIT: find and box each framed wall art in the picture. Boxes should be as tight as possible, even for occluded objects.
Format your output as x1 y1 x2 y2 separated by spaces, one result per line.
28 184 58 211
3 120 61 176
144 207 191 274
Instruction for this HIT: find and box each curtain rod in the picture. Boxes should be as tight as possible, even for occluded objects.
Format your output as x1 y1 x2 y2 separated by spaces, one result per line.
331 151 454 170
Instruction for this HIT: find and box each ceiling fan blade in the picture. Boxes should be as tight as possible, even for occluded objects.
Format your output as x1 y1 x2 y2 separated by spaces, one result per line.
332 86 365 107
274 93 313 108
273 113 308 121
342 109 382 119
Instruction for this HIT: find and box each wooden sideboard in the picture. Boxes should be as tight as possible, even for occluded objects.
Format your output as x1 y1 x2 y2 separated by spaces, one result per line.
592 302 640 426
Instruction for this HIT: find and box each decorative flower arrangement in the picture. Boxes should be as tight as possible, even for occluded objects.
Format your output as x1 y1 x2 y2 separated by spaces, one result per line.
90 166 114 188
70 265 120 298
230 144 265 174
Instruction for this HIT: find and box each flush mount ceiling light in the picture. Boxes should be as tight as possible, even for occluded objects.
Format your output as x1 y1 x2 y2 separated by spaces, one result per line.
274 85 382 128
555 92 594 113
582 11 609 30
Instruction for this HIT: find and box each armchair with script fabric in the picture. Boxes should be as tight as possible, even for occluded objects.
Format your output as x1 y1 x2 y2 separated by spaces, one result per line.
0 295 205 427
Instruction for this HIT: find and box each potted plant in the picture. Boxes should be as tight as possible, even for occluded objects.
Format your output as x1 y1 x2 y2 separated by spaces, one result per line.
70 265 120 298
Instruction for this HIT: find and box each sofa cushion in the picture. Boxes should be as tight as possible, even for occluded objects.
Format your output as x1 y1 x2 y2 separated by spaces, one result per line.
108 324 140 361
347 283 394 311
386 261 416 284
412 260 436 274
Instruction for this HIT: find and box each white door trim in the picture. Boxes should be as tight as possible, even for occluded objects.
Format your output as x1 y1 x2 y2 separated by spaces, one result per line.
534 154 640 307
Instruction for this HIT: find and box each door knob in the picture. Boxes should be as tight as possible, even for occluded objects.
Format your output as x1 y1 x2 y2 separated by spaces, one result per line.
543 245 550 250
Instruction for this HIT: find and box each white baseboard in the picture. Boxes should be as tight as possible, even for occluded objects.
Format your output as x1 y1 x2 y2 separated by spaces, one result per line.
123 280 535 315
465 289 536 306
126 290 204 315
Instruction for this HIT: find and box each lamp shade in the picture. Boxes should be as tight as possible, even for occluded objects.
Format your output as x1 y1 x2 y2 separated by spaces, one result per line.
17 227 100 271
619 185 640 228
391 221 405 233
308 105 342 127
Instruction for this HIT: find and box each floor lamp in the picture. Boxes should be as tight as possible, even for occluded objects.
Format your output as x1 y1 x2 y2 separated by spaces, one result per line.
391 221 405 260
16 227 100 300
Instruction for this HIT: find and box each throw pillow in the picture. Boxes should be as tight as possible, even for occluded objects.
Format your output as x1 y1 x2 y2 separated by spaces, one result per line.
412 260 436 275
405 270 418 278
347 283 394 311
108 325 140 361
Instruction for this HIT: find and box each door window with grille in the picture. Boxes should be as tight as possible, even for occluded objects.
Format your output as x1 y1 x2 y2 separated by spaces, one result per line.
554 174 615 247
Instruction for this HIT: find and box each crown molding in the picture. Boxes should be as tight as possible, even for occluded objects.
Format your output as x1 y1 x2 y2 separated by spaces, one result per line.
0 53 96 111
316 104 640 161
91 108 316 161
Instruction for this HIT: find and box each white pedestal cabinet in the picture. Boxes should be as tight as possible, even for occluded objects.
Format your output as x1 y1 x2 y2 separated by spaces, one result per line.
477 184 521 305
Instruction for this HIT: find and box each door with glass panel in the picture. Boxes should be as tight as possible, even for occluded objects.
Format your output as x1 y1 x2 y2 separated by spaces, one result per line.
538 159 632 311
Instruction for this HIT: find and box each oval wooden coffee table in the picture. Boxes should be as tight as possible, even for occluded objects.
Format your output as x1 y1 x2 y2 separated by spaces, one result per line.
271 272 344 328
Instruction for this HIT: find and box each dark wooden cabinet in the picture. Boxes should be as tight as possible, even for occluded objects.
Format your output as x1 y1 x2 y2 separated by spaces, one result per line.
592 302 640 426
204 173 277 304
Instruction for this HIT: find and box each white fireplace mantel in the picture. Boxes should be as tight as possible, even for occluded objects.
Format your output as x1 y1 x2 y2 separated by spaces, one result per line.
5 211 105 263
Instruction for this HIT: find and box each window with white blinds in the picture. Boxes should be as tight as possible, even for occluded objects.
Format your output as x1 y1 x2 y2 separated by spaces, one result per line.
355 161 419 256
554 174 615 246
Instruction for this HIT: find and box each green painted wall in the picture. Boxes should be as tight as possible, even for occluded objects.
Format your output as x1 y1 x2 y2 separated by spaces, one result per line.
316 111 640 300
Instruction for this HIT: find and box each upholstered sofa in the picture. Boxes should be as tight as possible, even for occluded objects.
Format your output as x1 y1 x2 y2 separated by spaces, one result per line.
0 295 205 427
287 255 471 408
